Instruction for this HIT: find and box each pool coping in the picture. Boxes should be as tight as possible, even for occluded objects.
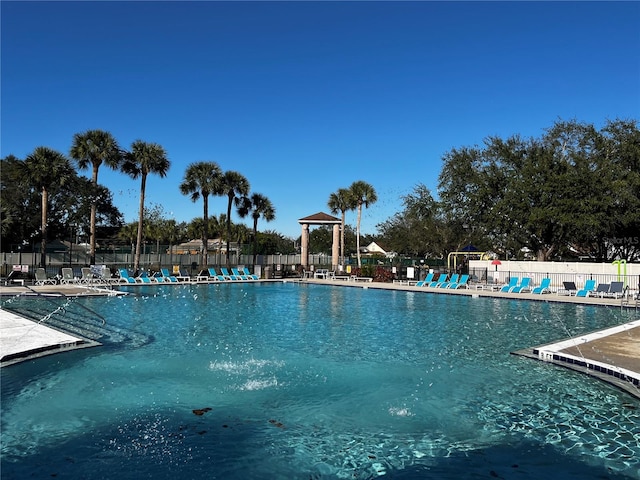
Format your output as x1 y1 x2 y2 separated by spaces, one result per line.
511 320 640 400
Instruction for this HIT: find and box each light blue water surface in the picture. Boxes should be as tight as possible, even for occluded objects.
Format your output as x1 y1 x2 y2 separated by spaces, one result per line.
1 282 639 479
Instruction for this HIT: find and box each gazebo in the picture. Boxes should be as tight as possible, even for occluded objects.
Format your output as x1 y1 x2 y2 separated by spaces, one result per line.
298 212 341 270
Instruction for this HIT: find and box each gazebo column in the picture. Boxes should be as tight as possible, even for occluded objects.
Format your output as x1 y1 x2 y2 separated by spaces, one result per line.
301 223 309 268
332 224 340 271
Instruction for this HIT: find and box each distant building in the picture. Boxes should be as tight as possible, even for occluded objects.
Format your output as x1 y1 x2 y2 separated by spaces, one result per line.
360 241 397 259
167 238 239 255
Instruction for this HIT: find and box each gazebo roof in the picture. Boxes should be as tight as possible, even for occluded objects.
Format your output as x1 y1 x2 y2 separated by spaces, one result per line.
298 212 341 225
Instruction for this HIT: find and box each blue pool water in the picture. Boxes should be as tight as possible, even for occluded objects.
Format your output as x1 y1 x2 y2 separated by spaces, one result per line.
1 282 639 479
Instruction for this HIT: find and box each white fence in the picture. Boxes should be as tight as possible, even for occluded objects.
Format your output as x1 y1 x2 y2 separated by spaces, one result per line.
470 259 639 289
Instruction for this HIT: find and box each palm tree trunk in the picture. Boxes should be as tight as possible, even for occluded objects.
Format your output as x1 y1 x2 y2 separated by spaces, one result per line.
226 196 232 268
89 165 99 265
356 203 362 268
252 218 258 266
41 187 48 268
340 211 345 266
202 196 209 267
134 174 147 271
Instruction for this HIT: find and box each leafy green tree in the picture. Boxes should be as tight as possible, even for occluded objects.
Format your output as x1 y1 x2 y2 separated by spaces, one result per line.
55 179 123 244
217 171 250 267
2 154 123 252
258 230 296 255
180 162 223 266
117 222 139 255
376 184 442 257
238 193 276 265
1 155 36 247
597 119 640 260
123 140 170 271
308 226 334 256
438 118 640 261
185 216 223 248
69 129 122 264
22 147 75 267
348 180 377 267
231 222 251 253
327 187 352 265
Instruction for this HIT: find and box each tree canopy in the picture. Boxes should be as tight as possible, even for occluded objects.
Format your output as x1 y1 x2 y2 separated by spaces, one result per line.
437 119 640 261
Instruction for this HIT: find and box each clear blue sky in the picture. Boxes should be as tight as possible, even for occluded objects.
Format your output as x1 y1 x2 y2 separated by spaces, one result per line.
2 1 639 239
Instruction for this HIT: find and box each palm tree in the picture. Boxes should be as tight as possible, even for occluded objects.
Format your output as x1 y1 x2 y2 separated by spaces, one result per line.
348 181 378 268
69 129 122 265
328 187 352 266
118 222 139 257
217 171 250 268
238 193 276 266
160 219 185 267
23 147 74 267
179 162 222 267
122 140 170 271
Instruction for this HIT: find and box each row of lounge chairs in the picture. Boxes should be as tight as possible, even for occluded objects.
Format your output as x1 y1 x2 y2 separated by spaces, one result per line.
497 277 626 298
196 267 259 282
415 273 469 289
499 277 533 293
123 267 260 284
35 267 111 286
557 280 625 298
410 274 627 299
34 266 261 286
30 268 630 298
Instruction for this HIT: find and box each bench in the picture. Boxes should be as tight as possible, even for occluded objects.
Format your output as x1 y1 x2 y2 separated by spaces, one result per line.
393 280 419 286
351 276 373 283
333 275 351 281
314 269 329 279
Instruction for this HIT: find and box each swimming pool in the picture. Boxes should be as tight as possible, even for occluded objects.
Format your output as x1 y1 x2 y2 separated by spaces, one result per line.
1 282 639 479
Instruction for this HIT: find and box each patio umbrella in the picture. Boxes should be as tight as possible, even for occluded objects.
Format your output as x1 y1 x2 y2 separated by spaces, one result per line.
491 259 502 271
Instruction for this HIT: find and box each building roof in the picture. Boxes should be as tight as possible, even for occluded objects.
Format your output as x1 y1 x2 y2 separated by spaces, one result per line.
298 212 341 224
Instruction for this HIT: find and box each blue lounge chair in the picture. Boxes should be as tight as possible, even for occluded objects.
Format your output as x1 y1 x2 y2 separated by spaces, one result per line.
118 268 138 284
438 273 459 288
532 278 551 294
221 267 239 280
152 272 167 282
415 273 434 287
232 268 249 280
500 277 519 292
242 267 259 280
575 279 596 297
447 274 469 289
429 273 448 287
208 268 227 281
136 271 154 284
510 277 531 293
160 268 178 282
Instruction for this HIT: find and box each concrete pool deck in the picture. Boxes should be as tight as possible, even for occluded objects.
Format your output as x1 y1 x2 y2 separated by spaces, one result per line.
0 309 101 367
1 280 639 399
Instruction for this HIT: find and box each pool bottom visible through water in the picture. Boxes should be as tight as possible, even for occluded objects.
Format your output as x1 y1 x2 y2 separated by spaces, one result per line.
1 282 639 479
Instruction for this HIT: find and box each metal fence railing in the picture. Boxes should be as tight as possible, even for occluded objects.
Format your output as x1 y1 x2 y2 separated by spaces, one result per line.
2 252 639 293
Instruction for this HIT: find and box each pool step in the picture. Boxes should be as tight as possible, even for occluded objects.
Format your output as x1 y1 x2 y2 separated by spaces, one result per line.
3 300 152 349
